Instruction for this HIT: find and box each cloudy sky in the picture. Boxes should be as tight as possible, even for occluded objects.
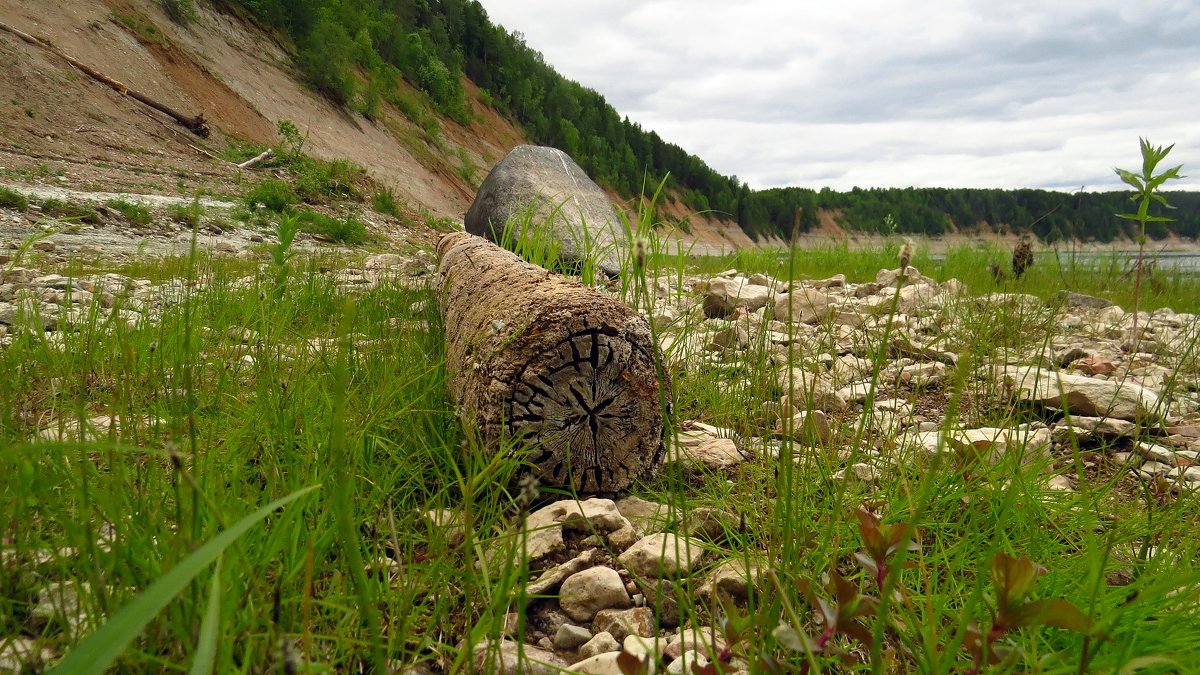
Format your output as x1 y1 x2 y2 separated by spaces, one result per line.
480 0 1199 193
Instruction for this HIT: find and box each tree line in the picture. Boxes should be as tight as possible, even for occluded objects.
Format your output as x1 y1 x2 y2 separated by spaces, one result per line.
218 0 1197 243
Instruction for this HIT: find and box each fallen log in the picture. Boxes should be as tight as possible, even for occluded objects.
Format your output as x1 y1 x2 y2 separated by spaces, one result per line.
438 232 667 493
0 19 210 138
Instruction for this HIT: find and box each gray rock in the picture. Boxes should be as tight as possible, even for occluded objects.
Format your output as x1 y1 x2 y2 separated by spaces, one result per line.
31 580 92 637
465 145 627 276
998 366 1162 421
518 499 633 565
833 463 882 482
1050 416 1136 442
1056 290 1114 309
0 637 55 672
559 567 631 622
554 624 593 651
785 410 832 444
809 273 845 289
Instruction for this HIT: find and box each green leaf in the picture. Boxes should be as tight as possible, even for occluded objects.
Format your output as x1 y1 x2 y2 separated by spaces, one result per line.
1113 168 1144 192
188 555 222 675
1007 598 1092 633
1119 655 1182 674
991 552 1043 609
51 485 319 675
773 623 817 653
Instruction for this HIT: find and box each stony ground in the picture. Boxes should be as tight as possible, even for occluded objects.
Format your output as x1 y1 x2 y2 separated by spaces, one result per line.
457 265 1200 673
3 193 1200 671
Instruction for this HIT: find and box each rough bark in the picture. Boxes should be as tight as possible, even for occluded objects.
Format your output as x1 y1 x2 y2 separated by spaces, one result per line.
438 232 667 493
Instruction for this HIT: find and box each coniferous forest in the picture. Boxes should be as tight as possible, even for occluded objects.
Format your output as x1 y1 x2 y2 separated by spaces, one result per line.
219 0 1199 243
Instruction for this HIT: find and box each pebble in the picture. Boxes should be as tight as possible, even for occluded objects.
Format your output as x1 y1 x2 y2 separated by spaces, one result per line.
576 631 620 659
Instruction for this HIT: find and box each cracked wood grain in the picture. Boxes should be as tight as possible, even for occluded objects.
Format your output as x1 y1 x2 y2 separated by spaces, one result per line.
437 232 667 493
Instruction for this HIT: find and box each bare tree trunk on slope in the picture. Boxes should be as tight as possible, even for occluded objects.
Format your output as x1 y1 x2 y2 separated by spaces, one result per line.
437 232 667 493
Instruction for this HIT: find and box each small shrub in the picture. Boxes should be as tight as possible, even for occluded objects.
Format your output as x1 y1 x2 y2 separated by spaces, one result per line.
453 147 478 186
245 179 298 212
0 186 28 210
104 199 153 227
160 0 196 25
40 198 100 224
111 10 169 48
292 157 363 203
168 199 204 228
276 119 306 160
294 209 367 244
372 188 402 217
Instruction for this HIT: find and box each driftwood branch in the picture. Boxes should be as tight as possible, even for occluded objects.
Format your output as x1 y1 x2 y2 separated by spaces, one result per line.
237 148 273 169
438 232 668 493
0 19 210 138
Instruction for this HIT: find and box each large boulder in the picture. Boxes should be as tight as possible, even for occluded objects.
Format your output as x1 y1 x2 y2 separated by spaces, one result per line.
465 145 627 276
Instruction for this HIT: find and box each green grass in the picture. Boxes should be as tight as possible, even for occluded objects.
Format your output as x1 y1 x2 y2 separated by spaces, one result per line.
167 199 205 229
38 198 101 225
0 186 29 211
294 209 368 244
0 203 1197 671
104 199 153 227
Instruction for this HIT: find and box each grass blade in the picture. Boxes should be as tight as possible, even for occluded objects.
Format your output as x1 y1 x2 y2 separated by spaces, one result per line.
188 555 223 675
50 485 320 674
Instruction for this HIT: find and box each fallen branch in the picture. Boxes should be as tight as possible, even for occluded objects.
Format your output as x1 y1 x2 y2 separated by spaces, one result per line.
0 19 210 138
438 232 668 493
236 148 273 169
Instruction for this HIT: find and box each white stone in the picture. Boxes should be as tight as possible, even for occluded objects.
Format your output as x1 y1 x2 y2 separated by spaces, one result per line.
704 277 772 317
472 640 566 674
559 567 631 622
618 533 706 578
834 463 882 482
577 631 621 659
772 288 835 324
666 651 709 674
569 651 655 674
670 433 744 471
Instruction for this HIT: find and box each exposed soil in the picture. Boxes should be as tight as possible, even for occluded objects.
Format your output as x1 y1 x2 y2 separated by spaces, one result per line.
0 0 744 259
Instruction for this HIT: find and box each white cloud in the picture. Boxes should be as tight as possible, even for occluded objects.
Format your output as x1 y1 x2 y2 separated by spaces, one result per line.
481 0 1200 192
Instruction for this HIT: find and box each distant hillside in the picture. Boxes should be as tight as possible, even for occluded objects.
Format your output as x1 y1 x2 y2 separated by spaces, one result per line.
3 0 1193 247
218 0 1196 244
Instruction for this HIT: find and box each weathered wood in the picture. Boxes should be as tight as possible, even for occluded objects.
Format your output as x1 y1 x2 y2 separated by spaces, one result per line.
0 19 210 137
236 148 274 169
438 232 667 493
